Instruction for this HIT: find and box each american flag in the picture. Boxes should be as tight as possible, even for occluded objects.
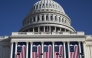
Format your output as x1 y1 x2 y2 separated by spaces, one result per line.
43 45 48 58
48 45 52 58
17 45 26 58
74 45 79 58
59 45 63 58
37 45 41 58
32 45 37 58
70 45 79 58
54 45 59 58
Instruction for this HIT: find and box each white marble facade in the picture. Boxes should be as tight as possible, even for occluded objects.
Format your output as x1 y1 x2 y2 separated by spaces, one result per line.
0 0 92 58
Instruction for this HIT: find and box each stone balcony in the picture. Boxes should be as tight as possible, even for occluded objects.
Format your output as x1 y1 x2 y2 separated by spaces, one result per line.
11 31 84 36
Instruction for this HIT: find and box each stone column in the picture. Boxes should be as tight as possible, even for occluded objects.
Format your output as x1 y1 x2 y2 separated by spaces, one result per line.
26 42 29 58
44 14 46 21
79 42 81 58
83 41 86 58
44 26 45 32
33 28 34 33
48 14 50 21
42 42 44 58
65 29 66 32
55 27 56 32
10 42 13 58
53 15 55 21
15 42 18 58
35 16 37 22
68 42 70 58
49 26 51 33
60 27 61 32
53 42 54 58
40 15 42 21
38 27 40 33
30 42 33 58
63 42 66 58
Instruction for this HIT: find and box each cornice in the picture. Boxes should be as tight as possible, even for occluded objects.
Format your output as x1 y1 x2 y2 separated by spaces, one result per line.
19 22 75 32
10 35 85 38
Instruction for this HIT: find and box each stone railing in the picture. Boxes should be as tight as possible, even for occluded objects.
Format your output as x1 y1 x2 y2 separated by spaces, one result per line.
11 32 84 36
86 35 92 40
0 36 9 39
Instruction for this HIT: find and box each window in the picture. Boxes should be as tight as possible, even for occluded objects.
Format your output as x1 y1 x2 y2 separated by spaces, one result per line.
37 16 40 21
46 4 48 7
51 15 53 20
30 19 32 23
55 16 57 21
65 20 66 23
33 17 35 22
34 6 35 9
59 17 61 22
62 17 64 22
42 3 45 8
27 20 29 23
42 15 44 21
39 4 41 8
36 5 38 9
46 15 49 21
49 4 51 7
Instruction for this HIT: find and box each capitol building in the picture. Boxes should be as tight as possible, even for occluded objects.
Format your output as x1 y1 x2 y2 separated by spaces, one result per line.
0 0 92 58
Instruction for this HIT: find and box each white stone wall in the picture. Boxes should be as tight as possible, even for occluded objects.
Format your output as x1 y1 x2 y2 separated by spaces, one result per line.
0 36 10 58
85 35 92 58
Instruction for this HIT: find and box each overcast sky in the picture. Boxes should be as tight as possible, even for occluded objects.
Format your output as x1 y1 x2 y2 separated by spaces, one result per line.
0 0 92 36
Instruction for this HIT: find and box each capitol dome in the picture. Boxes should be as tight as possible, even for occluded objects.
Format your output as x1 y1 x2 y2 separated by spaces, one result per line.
30 0 65 14
19 0 76 33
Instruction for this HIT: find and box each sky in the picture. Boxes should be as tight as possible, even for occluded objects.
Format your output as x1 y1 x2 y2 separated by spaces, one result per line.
0 0 92 36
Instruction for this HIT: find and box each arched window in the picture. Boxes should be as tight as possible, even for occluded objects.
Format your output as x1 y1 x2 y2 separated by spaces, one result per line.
46 15 49 21
62 17 64 22
55 16 57 21
42 15 44 21
33 17 35 22
39 4 41 8
46 4 48 7
24 21 26 25
51 15 53 21
34 6 35 10
42 4 44 8
65 20 66 23
37 16 40 21
27 19 29 24
59 17 61 22
30 18 32 23
53 4 54 8
36 5 38 9
49 4 51 7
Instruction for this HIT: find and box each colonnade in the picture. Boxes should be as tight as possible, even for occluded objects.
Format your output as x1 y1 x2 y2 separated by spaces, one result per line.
10 41 85 58
24 26 70 32
23 13 70 26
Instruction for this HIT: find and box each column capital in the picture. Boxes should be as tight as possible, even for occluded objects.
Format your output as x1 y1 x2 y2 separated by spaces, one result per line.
26 42 29 43
29 41 33 43
15 42 18 44
52 41 55 43
10 42 14 44
63 41 66 43
41 42 44 43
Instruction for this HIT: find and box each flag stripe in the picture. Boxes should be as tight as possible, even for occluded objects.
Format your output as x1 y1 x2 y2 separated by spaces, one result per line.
70 45 79 58
17 45 26 58
59 45 63 58
37 45 41 58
